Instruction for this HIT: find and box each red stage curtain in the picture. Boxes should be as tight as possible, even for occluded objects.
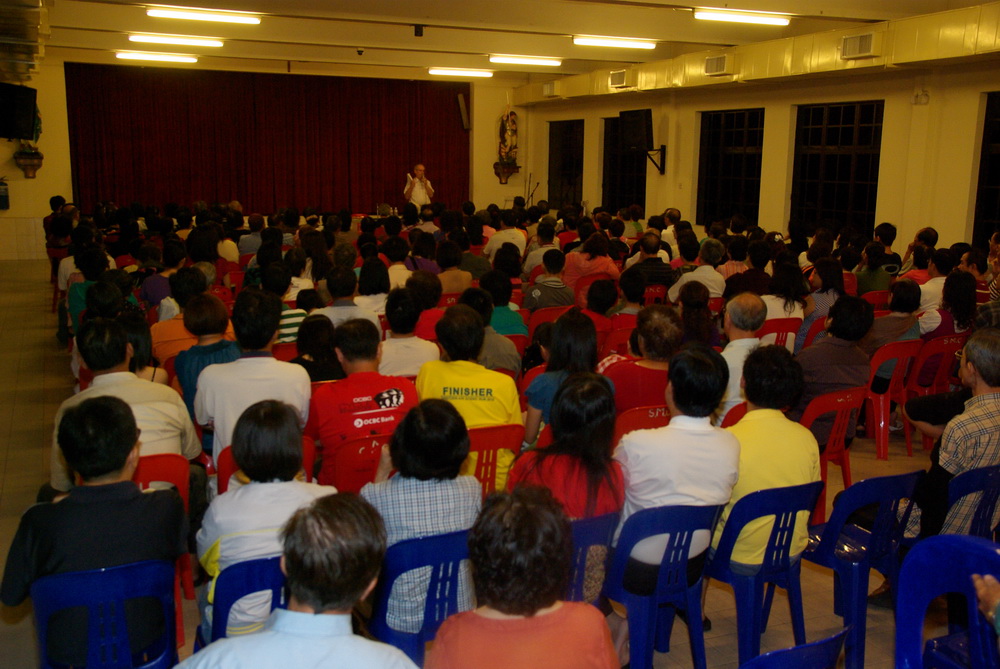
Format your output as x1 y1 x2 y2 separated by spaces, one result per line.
64 63 470 214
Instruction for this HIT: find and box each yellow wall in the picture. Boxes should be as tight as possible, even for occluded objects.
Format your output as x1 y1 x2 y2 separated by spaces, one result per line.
470 81 531 209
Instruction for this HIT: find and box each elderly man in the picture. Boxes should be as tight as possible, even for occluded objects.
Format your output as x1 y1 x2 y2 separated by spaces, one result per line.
667 238 726 302
404 163 434 207
716 292 767 424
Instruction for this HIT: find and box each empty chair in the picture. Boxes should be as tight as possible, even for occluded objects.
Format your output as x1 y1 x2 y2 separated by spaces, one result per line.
194 556 286 648
318 432 394 492
946 463 1000 540
865 339 922 459
806 470 924 669
705 481 824 666
755 317 803 352
600 327 633 359
740 627 849 669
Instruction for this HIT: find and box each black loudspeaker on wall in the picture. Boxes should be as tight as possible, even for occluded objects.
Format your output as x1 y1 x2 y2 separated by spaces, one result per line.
457 93 470 131
619 108 653 152
0 83 37 141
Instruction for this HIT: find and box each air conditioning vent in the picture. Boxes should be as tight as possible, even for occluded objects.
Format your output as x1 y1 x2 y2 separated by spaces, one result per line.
704 54 731 76
542 81 561 97
609 69 629 88
841 33 879 59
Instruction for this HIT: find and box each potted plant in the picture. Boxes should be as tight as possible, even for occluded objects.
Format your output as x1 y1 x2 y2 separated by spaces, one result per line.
13 140 43 178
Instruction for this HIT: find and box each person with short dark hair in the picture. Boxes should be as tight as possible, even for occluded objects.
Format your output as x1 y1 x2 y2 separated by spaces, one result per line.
919 247 957 312
180 493 416 668
859 278 922 392
710 345 819 569
458 287 522 374
67 246 111 333
628 231 678 289
436 240 473 295
425 486 618 669
151 266 212 361
448 227 492 280
523 249 575 311
605 305 683 415
3 396 187 667
196 401 336 638
901 226 939 274
611 267 645 329
195 289 311 464
407 270 446 340
360 400 481 633
522 221 560 279
479 270 527 336
383 236 413 289
958 248 990 304
140 240 187 309
667 238 726 302
289 314 346 382
483 209 528 260
379 288 440 376
262 262 308 343
313 266 380 331
854 241 894 297
874 222 902 274
174 294 241 421
582 279 616 338
725 239 773 297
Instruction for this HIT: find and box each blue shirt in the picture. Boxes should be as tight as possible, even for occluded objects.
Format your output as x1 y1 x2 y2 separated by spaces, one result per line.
178 608 416 669
175 340 242 417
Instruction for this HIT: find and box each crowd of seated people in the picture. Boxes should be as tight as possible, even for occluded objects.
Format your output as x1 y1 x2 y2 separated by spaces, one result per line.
15 195 1000 665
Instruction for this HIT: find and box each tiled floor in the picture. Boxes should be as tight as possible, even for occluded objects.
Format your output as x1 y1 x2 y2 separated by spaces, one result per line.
0 258 945 667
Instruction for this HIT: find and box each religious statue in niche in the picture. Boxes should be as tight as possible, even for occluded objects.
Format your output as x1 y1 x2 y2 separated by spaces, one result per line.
494 108 520 184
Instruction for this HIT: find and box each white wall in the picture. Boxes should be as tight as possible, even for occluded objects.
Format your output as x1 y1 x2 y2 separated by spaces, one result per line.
470 80 530 209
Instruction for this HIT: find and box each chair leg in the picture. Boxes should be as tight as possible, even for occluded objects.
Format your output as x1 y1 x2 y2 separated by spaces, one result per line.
874 394 890 460
760 583 776 634
654 604 675 653
838 563 870 669
174 572 185 648
787 562 807 646
684 587 709 669
812 460 829 525
626 594 657 669
732 576 764 665
840 452 852 488
179 553 196 600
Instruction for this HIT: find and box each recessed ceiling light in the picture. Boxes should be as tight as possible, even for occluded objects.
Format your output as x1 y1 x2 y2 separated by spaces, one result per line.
146 7 261 25
572 36 657 49
694 10 790 26
428 68 493 78
129 35 223 47
116 51 198 63
489 55 562 67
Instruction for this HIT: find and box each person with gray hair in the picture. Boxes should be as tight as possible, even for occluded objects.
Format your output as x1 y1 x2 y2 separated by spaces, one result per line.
667 238 726 302
716 293 767 424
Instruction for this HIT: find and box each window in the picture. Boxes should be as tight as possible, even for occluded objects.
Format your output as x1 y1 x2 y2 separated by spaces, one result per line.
547 120 584 209
790 100 884 233
696 108 764 226
602 117 647 213
973 92 1000 249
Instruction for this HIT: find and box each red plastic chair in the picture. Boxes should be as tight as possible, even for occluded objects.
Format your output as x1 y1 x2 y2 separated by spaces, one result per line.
612 405 671 449
518 363 547 412
755 317 803 352
865 339 923 460
438 293 461 308
573 273 614 309
467 424 525 498
842 272 858 296
145 304 159 327
600 327 633 359
218 436 316 494
799 386 867 523
518 308 530 327
319 432 394 492
162 355 177 385
469 244 485 256
528 264 545 284
903 333 969 454
708 297 725 316
239 253 255 268
643 284 666 305
115 254 136 268
227 270 245 295
209 284 233 302
272 342 298 362
509 289 524 307
861 290 889 311
527 305 572 340
505 334 528 357
720 402 747 428
802 317 827 349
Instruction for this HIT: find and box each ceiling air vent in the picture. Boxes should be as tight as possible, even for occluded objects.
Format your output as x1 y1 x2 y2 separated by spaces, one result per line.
704 54 732 76
841 33 879 59
609 69 629 88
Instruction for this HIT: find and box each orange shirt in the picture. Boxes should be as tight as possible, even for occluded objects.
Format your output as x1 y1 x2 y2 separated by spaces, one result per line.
151 315 235 362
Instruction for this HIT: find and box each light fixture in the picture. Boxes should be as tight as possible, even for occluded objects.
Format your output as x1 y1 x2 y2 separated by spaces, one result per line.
129 35 223 47
572 35 657 49
694 10 790 26
116 51 198 63
428 67 493 78
146 7 261 25
489 55 561 67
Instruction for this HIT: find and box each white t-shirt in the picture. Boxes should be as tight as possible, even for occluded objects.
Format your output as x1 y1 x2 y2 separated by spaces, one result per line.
379 336 440 377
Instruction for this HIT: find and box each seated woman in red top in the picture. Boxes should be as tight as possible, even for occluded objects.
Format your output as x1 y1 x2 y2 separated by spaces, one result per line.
563 233 622 291
510 372 624 519
604 305 684 415
426 486 618 669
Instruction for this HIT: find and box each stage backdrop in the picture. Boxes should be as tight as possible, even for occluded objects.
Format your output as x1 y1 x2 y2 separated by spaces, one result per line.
64 63 470 214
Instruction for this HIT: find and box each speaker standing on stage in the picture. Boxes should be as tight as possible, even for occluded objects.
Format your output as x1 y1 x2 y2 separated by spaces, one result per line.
404 164 434 206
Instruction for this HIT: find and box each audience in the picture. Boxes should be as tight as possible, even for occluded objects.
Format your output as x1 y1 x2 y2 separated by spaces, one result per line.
289 314 346 382
604 305 683 415
717 292 767 424
668 238 725 302
151 266 210 361
379 288 441 376
458 287 522 374
480 270 528 336
314 266 380 331
522 249 574 311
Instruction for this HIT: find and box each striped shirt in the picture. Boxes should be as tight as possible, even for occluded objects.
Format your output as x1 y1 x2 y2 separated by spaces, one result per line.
277 305 306 343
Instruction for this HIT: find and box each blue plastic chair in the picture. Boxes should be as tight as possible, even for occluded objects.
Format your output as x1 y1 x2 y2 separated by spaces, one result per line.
805 470 923 669
705 480 824 666
603 504 723 669
194 555 286 649
947 464 1000 540
740 627 850 669
31 560 177 669
896 535 1000 669
370 529 470 666
567 512 619 604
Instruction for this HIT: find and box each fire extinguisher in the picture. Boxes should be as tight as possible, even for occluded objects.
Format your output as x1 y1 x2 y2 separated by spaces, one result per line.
0 177 9 211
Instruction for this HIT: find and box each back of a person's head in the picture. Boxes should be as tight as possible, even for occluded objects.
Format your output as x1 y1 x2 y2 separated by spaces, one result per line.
183 293 230 337
964 328 1000 387
492 244 523 280
548 372 615 457
327 266 358 300
581 232 609 259
746 239 771 269
917 227 939 248
469 486 571 616
459 286 495 325
586 279 617 315
58 396 137 482
295 315 337 365
677 233 700 262
636 304 683 362
78 246 110 281
699 238 725 267
281 493 386 613
296 289 323 313
639 232 661 256
726 235 749 262
537 221 556 243
381 235 410 263
608 218 625 238
480 270 513 308
743 345 803 410
162 240 188 268
84 280 124 321
406 270 443 310
942 270 978 330
888 278 921 314
827 296 874 341
232 400 303 483
77 317 128 372
232 288 281 350
192 260 217 287
542 249 565 275
333 318 380 362
169 266 208 309
726 292 767 332
911 244 930 270
964 248 989 276
261 261 293 297
874 222 897 246
436 304 484 362
283 247 307 277
384 288 421 335
390 399 469 480
668 346 729 417
618 267 646 303
931 248 956 275
863 241 886 270
436 240 462 270
358 257 390 296
547 308 597 374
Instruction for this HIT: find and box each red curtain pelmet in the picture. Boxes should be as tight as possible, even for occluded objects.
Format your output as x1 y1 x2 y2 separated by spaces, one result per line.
65 63 470 214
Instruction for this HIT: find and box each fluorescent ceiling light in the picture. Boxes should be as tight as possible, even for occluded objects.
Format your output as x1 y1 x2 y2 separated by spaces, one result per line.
428 68 493 78
572 36 657 49
489 55 561 67
116 51 198 63
694 10 790 26
147 7 261 25
129 35 223 47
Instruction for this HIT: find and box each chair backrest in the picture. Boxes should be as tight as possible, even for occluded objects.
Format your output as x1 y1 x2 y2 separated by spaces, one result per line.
209 556 286 643
509 288 524 307
271 342 298 362
145 304 159 327
896 535 1000 669
238 253 255 268
867 339 923 392
799 386 867 459
132 453 190 511
567 512 620 604
755 317 803 352
31 560 177 669
720 402 748 428
604 505 723 605
326 432 394 492
505 333 528 356
947 464 1000 540
227 270 245 295
600 327 633 359
710 481 823 578
906 333 969 394
217 446 237 494
613 405 670 448
643 284 667 305
708 296 725 316
438 292 461 308
467 424 526 497
529 264 545 284
519 363 547 412
370 529 470 666
574 272 614 308
527 305 572 340
803 316 827 348
740 627 850 669
861 290 890 310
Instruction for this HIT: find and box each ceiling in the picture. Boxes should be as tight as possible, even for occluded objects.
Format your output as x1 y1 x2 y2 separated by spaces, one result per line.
0 0 986 83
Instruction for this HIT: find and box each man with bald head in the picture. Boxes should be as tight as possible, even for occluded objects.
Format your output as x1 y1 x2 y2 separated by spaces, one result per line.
716 292 767 424
404 164 434 206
